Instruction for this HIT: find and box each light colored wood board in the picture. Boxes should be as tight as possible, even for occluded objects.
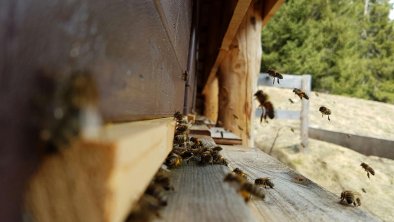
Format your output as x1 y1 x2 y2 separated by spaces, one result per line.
203 77 219 122
258 73 303 89
156 163 256 222
309 127 394 159
25 118 175 222
210 127 242 140
189 124 211 136
221 146 381 222
255 109 300 120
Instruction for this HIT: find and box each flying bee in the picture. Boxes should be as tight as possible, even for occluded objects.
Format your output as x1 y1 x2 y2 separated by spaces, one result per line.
233 168 248 179
319 106 331 121
224 172 246 184
254 90 275 123
360 162 375 179
165 153 182 168
292 88 309 100
240 182 266 201
340 191 361 207
267 68 284 84
288 98 295 104
173 111 183 122
255 177 274 189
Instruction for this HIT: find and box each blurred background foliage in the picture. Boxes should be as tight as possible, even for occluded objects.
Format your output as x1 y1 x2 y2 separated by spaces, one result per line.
261 0 394 103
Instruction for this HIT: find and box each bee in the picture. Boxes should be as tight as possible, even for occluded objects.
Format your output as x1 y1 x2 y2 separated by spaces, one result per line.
200 150 213 165
361 188 366 193
154 168 173 191
340 190 361 206
233 114 239 119
255 177 274 189
319 106 331 121
125 195 162 222
315 92 319 97
180 150 194 163
146 183 168 206
213 154 228 166
38 71 101 154
175 124 188 134
288 98 295 103
212 146 223 152
267 68 284 84
173 111 183 122
233 168 248 179
240 182 265 201
165 153 182 168
292 88 309 100
254 90 275 123
360 162 375 179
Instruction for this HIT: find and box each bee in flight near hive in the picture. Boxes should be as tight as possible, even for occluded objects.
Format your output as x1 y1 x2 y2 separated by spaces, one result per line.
255 177 274 189
340 190 361 207
224 173 265 202
293 88 309 100
254 90 275 123
267 68 284 84
360 162 375 179
319 106 331 121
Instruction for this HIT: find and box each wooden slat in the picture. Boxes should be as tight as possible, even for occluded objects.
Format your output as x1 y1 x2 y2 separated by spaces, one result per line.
221 146 381 222
202 0 253 94
25 118 175 222
300 75 311 148
189 124 211 136
210 127 243 145
157 137 255 222
309 127 394 159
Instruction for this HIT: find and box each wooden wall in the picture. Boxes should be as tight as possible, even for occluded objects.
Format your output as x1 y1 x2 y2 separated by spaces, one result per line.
0 0 193 221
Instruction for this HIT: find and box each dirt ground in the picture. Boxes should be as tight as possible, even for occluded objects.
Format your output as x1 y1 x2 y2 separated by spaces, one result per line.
254 87 394 222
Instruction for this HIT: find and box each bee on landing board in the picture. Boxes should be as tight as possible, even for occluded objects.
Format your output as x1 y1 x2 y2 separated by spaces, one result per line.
340 190 361 207
293 88 309 100
267 69 284 84
224 173 265 202
165 153 182 168
319 106 331 121
361 162 375 179
233 168 248 180
255 177 274 189
254 90 275 123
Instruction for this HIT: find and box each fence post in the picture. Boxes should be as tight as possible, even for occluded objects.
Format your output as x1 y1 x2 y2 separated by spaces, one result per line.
300 75 311 149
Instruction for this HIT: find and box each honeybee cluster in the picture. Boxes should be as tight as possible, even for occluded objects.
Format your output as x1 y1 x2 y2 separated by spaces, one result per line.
126 167 173 221
165 112 229 168
224 167 275 202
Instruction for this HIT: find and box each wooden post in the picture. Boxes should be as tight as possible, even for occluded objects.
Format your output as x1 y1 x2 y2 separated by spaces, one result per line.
217 4 263 146
300 75 311 149
203 77 219 123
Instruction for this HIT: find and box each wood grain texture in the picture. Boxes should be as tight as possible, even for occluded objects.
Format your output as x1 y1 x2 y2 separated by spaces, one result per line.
221 146 382 222
24 118 175 222
157 164 256 222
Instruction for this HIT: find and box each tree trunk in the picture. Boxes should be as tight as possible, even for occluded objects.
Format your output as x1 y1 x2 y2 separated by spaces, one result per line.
217 5 262 146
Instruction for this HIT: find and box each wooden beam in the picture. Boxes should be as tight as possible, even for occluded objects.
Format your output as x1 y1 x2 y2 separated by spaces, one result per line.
24 118 175 222
221 146 381 221
262 0 285 26
202 0 253 95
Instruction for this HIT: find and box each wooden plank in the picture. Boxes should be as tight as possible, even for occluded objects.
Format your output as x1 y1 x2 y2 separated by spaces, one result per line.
24 118 175 222
189 124 211 136
300 75 311 148
221 146 381 222
258 73 303 88
202 0 253 94
158 137 255 222
261 0 285 26
309 127 394 159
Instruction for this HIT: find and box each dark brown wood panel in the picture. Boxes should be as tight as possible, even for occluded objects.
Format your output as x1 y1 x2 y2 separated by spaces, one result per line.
0 0 193 220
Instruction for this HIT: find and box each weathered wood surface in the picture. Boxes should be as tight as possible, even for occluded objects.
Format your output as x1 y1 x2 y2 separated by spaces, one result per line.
221 146 381 222
300 75 311 148
157 163 255 222
25 118 175 222
309 127 394 160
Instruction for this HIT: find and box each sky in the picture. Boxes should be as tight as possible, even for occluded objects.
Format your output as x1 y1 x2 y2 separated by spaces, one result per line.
390 0 394 19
